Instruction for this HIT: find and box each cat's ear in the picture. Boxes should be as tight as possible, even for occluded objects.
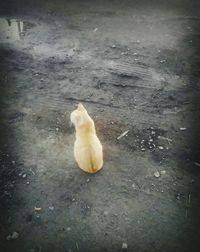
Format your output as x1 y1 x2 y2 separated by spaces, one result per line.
77 103 86 111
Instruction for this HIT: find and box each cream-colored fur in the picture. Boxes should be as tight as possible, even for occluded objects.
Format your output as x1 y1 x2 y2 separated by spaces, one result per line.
70 103 103 173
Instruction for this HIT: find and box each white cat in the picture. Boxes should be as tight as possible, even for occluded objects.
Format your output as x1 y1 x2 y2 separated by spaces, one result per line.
70 103 103 173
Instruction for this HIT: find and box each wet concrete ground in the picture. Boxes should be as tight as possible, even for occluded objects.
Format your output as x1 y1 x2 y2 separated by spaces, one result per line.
0 0 200 251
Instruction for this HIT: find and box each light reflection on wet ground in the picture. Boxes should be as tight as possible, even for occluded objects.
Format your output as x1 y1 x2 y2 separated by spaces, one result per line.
0 18 34 42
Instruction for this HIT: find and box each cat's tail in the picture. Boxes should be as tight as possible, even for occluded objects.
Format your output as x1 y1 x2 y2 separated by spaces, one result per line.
89 157 99 173
90 166 98 173
89 149 103 174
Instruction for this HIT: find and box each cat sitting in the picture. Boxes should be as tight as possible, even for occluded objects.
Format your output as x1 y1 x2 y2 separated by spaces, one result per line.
70 103 103 173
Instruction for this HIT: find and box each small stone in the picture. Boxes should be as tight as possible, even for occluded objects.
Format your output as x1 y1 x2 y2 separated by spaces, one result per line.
22 173 27 178
154 171 160 178
160 170 166 175
34 207 42 211
72 198 75 202
111 44 116 48
86 178 90 183
158 146 164 150
132 183 136 189
180 127 187 131
12 160 16 165
122 242 128 250
141 148 145 151
40 78 44 82
56 127 59 131
49 206 54 211
26 181 30 185
11 232 19 240
66 227 71 231
121 52 128 55
104 210 108 216
6 235 12 241
93 27 98 32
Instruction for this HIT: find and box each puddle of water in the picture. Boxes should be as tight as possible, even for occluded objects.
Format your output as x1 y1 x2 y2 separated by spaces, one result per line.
0 18 35 42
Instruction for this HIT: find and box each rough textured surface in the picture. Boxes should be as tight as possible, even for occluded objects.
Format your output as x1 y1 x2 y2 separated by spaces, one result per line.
0 0 200 251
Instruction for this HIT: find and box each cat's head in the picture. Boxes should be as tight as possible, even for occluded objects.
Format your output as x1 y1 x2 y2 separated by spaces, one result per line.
76 103 86 111
70 103 88 127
